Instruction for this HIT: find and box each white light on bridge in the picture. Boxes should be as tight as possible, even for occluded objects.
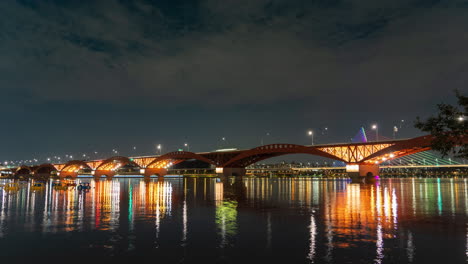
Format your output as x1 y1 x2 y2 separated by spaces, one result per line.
346 165 359 172
215 148 238 152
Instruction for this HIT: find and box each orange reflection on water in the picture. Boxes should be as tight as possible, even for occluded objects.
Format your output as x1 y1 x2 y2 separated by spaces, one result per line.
324 183 399 248
91 180 120 231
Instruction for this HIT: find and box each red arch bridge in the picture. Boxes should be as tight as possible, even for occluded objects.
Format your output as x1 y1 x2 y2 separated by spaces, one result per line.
8 135 467 182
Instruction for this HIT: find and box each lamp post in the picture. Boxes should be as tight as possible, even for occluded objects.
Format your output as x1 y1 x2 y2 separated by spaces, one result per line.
220 137 226 148
157 144 162 155
184 143 189 152
393 126 398 139
308 130 314 145
321 127 328 135
372 124 378 142
261 132 270 145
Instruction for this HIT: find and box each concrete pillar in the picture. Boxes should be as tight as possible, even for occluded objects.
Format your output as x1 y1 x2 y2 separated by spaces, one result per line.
34 173 52 180
346 164 379 183
58 171 78 179
216 167 246 177
94 170 115 180
15 173 31 179
143 168 168 178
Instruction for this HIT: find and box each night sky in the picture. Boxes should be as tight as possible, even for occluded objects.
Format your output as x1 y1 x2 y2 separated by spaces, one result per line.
1 0 467 162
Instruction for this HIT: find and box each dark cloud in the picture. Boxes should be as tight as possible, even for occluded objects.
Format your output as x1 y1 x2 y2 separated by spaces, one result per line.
1 0 467 160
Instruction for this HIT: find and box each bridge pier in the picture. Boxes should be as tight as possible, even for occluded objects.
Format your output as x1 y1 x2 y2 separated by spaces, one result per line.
58 171 78 179
93 170 115 180
346 164 379 183
14 173 31 180
142 168 168 178
34 173 52 180
216 167 246 178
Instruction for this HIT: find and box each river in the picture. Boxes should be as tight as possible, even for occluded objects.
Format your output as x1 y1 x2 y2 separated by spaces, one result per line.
0 177 466 263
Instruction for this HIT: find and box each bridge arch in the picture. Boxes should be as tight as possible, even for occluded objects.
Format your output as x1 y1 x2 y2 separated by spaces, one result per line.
15 166 32 175
62 160 92 171
143 151 216 177
222 144 345 168
95 156 141 171
93 156 141 179
146 151 216 169
60 160 93 178
34 164 58 178
360 136 433 164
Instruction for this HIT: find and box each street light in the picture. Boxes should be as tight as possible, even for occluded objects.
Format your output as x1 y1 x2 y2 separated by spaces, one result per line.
157 144 162 155
458 116 465 122
393 126 398 139
184 143 189 151
307 130 314 145
220 137 226 148
261 132 270 145
372 124 378 141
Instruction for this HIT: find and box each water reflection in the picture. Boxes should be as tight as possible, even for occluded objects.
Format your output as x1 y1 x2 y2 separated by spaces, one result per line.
215 178 241 248
307 212 317 262
407 231 415 263
0 177 465 262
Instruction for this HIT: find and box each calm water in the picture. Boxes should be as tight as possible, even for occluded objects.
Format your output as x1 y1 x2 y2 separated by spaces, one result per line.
0 177 467 262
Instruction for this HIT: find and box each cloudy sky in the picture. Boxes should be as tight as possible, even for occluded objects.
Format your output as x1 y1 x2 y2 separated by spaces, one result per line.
1 0 467 161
